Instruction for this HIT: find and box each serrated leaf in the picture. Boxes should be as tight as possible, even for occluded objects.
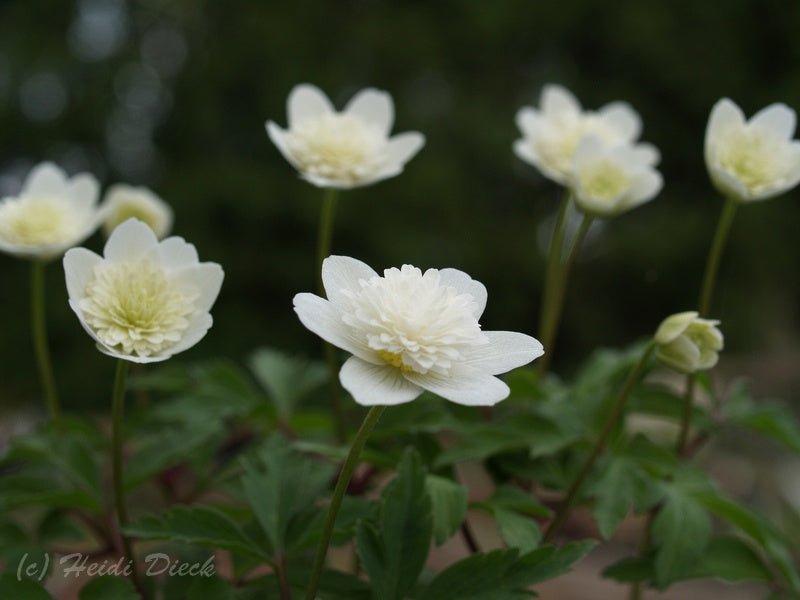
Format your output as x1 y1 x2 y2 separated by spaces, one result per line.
425 475 467 545
356 448 432 600
478 485 552 518
730 402 800 454
249 347 327 419
241 435 335 555
124 505 268 561
493 508 540 552
692 535 772 582
0 573 53 600
79 576 138 600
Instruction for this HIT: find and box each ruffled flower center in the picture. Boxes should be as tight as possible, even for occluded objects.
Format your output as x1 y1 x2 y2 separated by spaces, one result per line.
536 115 626 178
716 128 784 192
79 260 197 357
285 113 386 183
577 159 631 201
0 195 79 246
340 265 487 375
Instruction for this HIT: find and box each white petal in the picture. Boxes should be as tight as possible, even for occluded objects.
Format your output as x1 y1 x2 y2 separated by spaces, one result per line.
63 247 101 300
403 369 510 406
541 84 581 116
384 132 425 167
459 331 544 375
173 263 224 312
750 103 796 138
65 173 100 211
156 236 200 269
157 313 213 359
339 356 423 406
265 121 301 169
512 139 541 168
624 169 663 208
598 102 642 141
344 88 394 136
654 311 698 344
102 218 158 263
293 293 377 363
630 142 660 167
301 171 355 189
437 268 487 318
515 107 540 136
706 98 744 152
21 163 68 196
287 84 334 128
322 255 378 307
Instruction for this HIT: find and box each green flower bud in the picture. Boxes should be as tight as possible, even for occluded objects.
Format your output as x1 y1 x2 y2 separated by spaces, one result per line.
654 311 723 374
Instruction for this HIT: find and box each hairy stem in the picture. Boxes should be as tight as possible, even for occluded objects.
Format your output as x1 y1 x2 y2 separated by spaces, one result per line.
305 406 385 600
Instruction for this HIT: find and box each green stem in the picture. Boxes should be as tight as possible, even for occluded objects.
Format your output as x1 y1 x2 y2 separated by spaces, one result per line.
31 260 60 423
305 406 385 600
542 342 654 543
698 197 738 316
316 188 346 441
111 359 139 590
538 212 593 373
676 376 696 455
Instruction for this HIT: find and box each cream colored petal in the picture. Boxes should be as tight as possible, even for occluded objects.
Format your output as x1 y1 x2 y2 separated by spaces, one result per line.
63 247 102 300
65 173 100 211
654 311 698 344
459 331 544 375
515 107 541 136
403 369 510 406
437 268 487 318
322 255 379 307
158 313 214 359
102 218 159 263
265 121 301 169
344 88 394 136
598 101 642 141
705 98 744 154
21 162 68 196
339 356 423 406
156 236 200 269
287 84 334 128
384 132 425 167
750 103 796 139
541 84 581 116
172 262 224 313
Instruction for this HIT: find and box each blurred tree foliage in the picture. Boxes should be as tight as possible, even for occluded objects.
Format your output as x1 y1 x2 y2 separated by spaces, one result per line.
0 0 799 408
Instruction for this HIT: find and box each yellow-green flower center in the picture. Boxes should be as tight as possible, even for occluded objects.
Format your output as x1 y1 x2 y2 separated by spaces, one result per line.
0 195 77 246
578 160 631 200
717 130 781 192
79 260 197 357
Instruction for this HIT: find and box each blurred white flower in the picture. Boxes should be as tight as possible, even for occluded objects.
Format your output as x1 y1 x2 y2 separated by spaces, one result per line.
101 184 173 239
0 162 100 260
514 84 644 184
64 218 223 363
654 311 723 374
705 98 800 202
266 84 425 189
569 136 662 217
294 255 543 406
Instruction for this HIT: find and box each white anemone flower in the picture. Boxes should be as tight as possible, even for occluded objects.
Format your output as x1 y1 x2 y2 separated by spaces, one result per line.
294 256 544 406
514 84 644 184
63 218 224 364
569 136 663 217
101 184 173 239
0 162 101 260
705 98 800 202
266 84 425 189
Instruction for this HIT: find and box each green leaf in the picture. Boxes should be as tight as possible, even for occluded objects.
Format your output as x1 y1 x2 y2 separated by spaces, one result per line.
124 505 268 561
477 485 552 518
241 435 335 555
185 574 235 600
590 454 658 539
651 483 712 587
79 576 138 600
0 573 53 600
691 535 772 582
493 508 540 552
356 448 432 600
729 401 800 454
425 475 467 545
419 542 595 600
249 347 327 419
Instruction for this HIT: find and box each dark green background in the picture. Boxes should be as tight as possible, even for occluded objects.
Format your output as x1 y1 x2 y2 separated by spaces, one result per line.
1 0 799 408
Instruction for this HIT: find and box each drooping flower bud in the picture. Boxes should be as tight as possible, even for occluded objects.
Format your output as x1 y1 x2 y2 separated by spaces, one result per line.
654 311 723 374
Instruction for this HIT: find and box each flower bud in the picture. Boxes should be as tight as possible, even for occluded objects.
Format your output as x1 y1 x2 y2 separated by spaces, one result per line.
654 311 723 373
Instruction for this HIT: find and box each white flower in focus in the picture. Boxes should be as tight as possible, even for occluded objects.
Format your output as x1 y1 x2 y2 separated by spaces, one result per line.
64 218 224 363
514 84 643 184
654 311 723 374
101 184 173 239
266 84 425 189
569 136 662 217
0 162 100 260
705 98 800 202
294 256 544 406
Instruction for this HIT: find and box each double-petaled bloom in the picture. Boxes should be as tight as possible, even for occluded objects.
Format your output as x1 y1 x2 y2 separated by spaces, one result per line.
514 84 646 185
101 184 173 239
705 98 800 202
0 162 101 260
266 84 425 189
294 256 544 406
654 311 723 374
64 218 223 363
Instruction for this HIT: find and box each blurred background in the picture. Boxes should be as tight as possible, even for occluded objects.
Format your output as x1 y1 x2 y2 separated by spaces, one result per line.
2 0 800 408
